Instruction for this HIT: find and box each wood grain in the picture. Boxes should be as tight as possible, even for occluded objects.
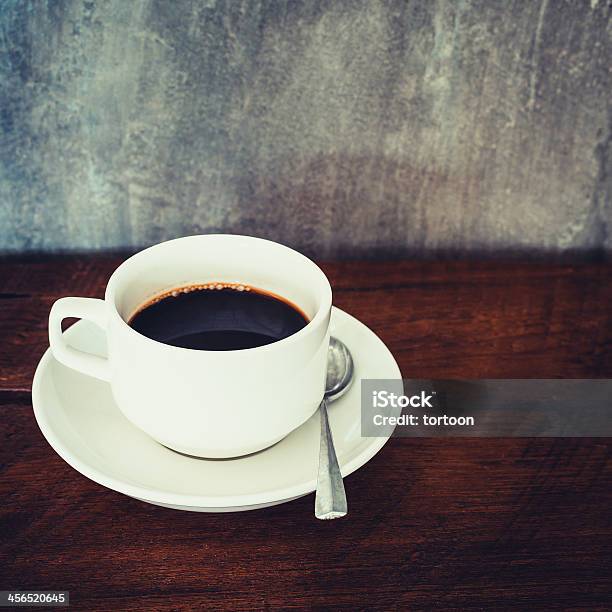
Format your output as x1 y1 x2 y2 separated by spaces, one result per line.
0 257 611 611
1 257 611 389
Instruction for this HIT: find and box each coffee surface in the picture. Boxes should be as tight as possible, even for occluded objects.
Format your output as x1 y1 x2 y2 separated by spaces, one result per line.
128 285 308 350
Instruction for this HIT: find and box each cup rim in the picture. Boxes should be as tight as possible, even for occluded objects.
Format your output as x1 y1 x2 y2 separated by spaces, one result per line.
104 234 332 354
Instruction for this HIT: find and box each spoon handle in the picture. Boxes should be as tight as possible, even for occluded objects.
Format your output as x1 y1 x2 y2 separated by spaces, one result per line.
315 399 348 519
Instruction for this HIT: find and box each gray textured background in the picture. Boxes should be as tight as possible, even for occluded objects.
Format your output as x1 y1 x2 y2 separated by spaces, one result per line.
0 0 610 258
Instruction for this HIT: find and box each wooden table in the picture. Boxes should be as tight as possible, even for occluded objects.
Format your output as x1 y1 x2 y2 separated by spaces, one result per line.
1 257 611 611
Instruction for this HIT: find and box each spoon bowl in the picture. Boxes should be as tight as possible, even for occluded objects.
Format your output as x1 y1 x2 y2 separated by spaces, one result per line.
325 337 354 402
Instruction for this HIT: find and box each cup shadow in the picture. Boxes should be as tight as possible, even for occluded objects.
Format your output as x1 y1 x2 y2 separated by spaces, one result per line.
160 436 287 462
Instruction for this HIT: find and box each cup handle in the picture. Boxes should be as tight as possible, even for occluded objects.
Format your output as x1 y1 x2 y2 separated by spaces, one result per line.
49 297 111 381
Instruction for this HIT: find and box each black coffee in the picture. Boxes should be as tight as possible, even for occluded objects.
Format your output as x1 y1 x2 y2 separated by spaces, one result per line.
128 284 309 350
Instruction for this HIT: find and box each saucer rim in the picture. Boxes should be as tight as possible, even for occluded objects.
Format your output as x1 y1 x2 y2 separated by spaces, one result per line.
32 306 402 509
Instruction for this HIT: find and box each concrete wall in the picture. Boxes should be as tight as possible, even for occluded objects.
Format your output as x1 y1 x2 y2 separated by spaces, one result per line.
0 0 610 258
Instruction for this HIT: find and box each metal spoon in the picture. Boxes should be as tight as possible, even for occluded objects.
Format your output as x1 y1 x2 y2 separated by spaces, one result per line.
315 336 354 520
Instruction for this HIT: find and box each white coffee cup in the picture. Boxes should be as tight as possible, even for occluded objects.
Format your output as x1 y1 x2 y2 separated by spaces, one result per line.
48 235 332 458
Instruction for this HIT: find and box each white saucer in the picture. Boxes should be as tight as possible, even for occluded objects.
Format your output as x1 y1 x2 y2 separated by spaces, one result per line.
33 306 402 512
